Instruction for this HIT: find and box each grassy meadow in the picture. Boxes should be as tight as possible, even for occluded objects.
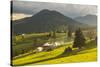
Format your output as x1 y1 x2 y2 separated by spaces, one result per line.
12 29 97 66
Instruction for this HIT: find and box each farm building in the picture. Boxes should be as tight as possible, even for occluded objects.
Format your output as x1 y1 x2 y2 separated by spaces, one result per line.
36 42 64 52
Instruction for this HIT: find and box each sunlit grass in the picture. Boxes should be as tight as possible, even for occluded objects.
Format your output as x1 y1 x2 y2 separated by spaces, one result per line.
12 32 97 66
34 48 97 64
12 46 66 66
12 42 97 66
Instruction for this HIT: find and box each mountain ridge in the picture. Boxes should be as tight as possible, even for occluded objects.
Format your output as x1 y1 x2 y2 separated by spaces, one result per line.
74 14 97 26
12 9 88 34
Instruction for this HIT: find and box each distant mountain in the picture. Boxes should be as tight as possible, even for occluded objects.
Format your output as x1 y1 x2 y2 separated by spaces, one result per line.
12 9 88 34
75 15 97 26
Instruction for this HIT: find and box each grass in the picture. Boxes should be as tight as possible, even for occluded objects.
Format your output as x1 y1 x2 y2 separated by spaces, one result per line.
12 40 97 66
12 46 66 66
12 31 97 66
34 48 97 64
12 33 67 57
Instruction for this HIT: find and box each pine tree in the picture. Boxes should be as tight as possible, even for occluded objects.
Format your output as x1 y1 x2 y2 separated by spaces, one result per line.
52 31 56 38
95 36 97 45
73 28 86 49
68 30 72 38
67 26 72 38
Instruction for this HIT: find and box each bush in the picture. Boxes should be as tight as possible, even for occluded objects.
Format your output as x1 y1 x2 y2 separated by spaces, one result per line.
64 47 72 54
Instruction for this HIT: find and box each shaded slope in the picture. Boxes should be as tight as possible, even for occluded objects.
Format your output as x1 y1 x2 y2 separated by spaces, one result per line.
13 9 87 34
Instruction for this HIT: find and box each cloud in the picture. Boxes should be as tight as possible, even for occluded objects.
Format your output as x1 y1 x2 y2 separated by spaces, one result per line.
12 1 97 18
12 13 32 20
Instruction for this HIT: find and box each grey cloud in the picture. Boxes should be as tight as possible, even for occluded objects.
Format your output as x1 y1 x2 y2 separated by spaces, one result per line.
12 1 97 18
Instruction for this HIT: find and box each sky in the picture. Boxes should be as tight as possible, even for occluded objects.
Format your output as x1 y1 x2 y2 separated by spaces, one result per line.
12 1 97 20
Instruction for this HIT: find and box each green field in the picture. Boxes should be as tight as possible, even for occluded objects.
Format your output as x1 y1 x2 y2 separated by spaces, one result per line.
12 37 97 66
35 48 97 65
11 2 97 66
12 33 70 57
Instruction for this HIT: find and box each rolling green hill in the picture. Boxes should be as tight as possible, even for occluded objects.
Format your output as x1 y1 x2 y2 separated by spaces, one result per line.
12 40 97 66
34 48 97 65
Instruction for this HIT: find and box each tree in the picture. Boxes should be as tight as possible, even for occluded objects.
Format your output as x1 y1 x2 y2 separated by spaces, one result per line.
33 38 38 47
95 36 97 45
50 31 57 43
67 30 72 38
87 31 95 40
47 32 52 38
65 47 72 53
52 31 56 38
67 26 72 38
73 28 86 49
